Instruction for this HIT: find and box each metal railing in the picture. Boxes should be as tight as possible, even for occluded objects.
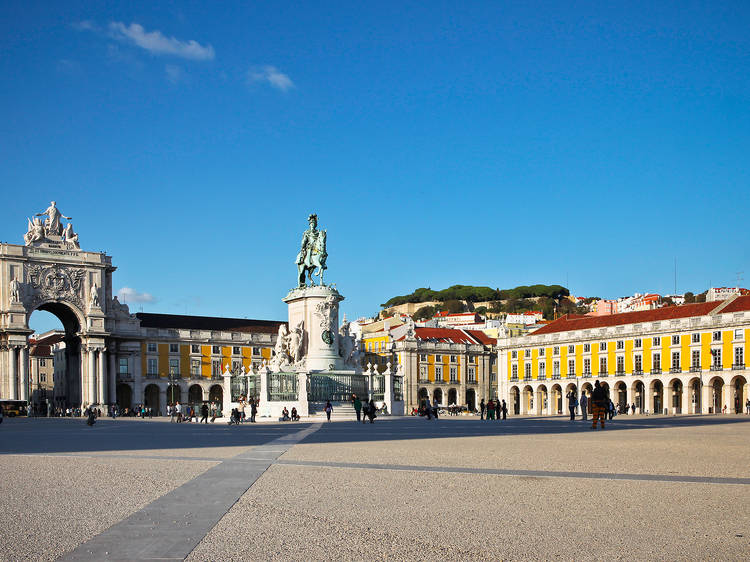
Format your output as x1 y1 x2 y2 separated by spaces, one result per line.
690 366 702 373
650 368 662 375
268 372 298 402
615 370 626 376
732 363 745 370
710 365 723 371
670 367 682 374
598 371 609 377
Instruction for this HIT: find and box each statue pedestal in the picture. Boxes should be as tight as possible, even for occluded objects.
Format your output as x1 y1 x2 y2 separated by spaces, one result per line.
283 285 344 372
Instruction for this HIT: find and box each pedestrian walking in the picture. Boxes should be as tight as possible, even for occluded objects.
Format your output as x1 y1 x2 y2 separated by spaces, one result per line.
567 391 578 421
495 399 501 421
501 399 507 420
487 399 495 420
324 400 333 422
250 400 257 422
591 380 606 429
353 394 362 422
580 392 588 421
200 402 209 424
424 398 432 420
480 398 486 420
367 398 376 423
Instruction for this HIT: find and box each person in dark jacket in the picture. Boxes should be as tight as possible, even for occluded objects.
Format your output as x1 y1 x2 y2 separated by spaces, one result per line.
591 380 607 429
250 400 257 422
200 402 209 424
479 398 486 420
367 399 376 423
501 399 507 420
353 394 362 422
495 399 501 421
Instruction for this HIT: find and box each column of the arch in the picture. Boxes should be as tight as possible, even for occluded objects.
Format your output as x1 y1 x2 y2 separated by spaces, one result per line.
108 350 116 405
701 382 711 414
19 346 29 403
8 346 18 400
87 347 96 406
97 348 106 407
132 352 142 407
681 382 691 415
31 357 39 405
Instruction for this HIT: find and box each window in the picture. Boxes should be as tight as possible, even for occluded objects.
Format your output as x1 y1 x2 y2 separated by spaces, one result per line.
253 347 261 356
617 340 624 350
525 363 532 378
691 350 700 368
524 349 531 358
553 346 560 356
735 329 744 340
511 364 518 378
511 351 518 359
538 348 545 356
553 361 560 376
40 373 47 383
147 358 158 375
169 343 179 353
653 353 661 371
450 355 457 363
583 358 591 374
539 362 546 378
212 345 220 354
568 345 574 353
449 366 457 382
40 358 46 367
599 357 607 374
634 354 642 372
191 344 200 353
435 354 442 362
599 342 607 352
232 360 241 373
419 365 428 381
191 359 201 376
435 365 443 380
169 358 179 376
147 343 157 353
470 355 477 363
583 343 591 353
692 333 700 344
712 348 722 367
419 354 427 362
233 346 241 355
634 338 642 349
735 347 744 366
212 360 222 376
671 352 680 370
653 337 661 346
468 366 476 382
568 359 575 375
118 358 128 374
671 335 680 345
713 331 722 342
617 356 624 372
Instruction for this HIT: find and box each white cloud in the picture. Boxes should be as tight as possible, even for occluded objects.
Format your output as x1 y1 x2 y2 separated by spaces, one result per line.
71 20 97 32
108 22 215 61
248 65 294 91
118 287 156 303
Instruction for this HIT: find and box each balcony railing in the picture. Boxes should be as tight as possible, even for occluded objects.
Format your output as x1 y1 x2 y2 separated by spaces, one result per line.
633 369 643 376
582 372 591 378
523 375 533 381
467 379 478 384
651 368 662 375
690 366 702 373
145 373 159 379
670 367 682 374
732 363 745 370
538 373 547 380
510 375 519 381
551 374 561 380
598 371 609 377
567 372 577 379
710 365 723 371
615 370 626 376
116 373 133 382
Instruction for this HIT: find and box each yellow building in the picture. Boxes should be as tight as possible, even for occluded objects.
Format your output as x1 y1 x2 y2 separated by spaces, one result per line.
362 323 496 412
498 295 750 416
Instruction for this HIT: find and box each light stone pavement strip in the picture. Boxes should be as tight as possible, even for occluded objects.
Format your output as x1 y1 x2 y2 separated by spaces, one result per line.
58 423 322 561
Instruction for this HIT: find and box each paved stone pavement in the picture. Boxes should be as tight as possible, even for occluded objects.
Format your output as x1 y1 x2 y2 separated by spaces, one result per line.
1 414 749 560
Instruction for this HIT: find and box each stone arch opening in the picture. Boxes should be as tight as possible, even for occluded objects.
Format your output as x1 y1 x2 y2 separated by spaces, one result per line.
447 387 457 406
581 382 593 413
522 385 533 414
510 386 520 415
116 383 132 411
209 384 223 405
668 378 683 414
536 384 548 415
551 384 562 414
632 380 645 413
167 384 181 406
465 388 476 411
144 384 160 414
730 375 746 414
615 381 628 411
188 384 203 406
650 380 664 414
688 377 702 414
708 376 724 413
26 301 85 409
433 387 443 406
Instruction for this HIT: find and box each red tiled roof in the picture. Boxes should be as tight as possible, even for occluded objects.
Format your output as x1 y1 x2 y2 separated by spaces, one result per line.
531 301 725 335
717 294 750 313
464 329 496 346
397 327 494 346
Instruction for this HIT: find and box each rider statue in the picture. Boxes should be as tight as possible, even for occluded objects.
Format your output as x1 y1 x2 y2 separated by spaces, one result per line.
296 213 327 287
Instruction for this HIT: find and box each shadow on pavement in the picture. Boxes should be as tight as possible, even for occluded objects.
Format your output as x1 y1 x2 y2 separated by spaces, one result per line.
1 414 749 455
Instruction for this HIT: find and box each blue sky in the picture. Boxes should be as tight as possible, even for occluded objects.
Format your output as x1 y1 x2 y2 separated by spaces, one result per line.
1 1 749 333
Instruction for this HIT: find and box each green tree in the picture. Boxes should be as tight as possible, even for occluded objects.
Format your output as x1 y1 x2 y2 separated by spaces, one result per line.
443 299 465 313
412 305 436 321
684 291 695 303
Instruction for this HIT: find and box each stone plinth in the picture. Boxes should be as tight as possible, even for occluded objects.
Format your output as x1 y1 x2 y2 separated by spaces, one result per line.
283 285 344 372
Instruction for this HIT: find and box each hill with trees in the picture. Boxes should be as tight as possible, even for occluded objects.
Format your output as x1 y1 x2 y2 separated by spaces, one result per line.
381 284 569 308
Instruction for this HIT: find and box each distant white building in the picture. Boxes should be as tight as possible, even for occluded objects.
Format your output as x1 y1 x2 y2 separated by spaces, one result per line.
707 287 749 302
505 311 543 325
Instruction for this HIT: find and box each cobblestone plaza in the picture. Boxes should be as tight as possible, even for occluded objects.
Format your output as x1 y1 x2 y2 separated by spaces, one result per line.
1 414 749 560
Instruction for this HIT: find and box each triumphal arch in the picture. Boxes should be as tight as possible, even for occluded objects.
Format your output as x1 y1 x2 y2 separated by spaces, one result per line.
1 202 116 407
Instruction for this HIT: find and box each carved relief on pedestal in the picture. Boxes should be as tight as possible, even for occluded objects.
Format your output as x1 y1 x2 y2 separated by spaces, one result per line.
26 264 85 309
315 295 338 347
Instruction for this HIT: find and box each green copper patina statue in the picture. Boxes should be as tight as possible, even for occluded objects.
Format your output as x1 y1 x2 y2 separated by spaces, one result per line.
296 213 327 287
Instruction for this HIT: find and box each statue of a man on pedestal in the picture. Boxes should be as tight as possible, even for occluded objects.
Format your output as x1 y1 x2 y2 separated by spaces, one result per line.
296 214 327 287
36 201 71 236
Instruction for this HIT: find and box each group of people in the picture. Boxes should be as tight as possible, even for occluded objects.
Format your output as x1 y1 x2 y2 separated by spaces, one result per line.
479 398 508 420
280 406 300 422
566 380 614 429
351 395 378 423
228 398 258 424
